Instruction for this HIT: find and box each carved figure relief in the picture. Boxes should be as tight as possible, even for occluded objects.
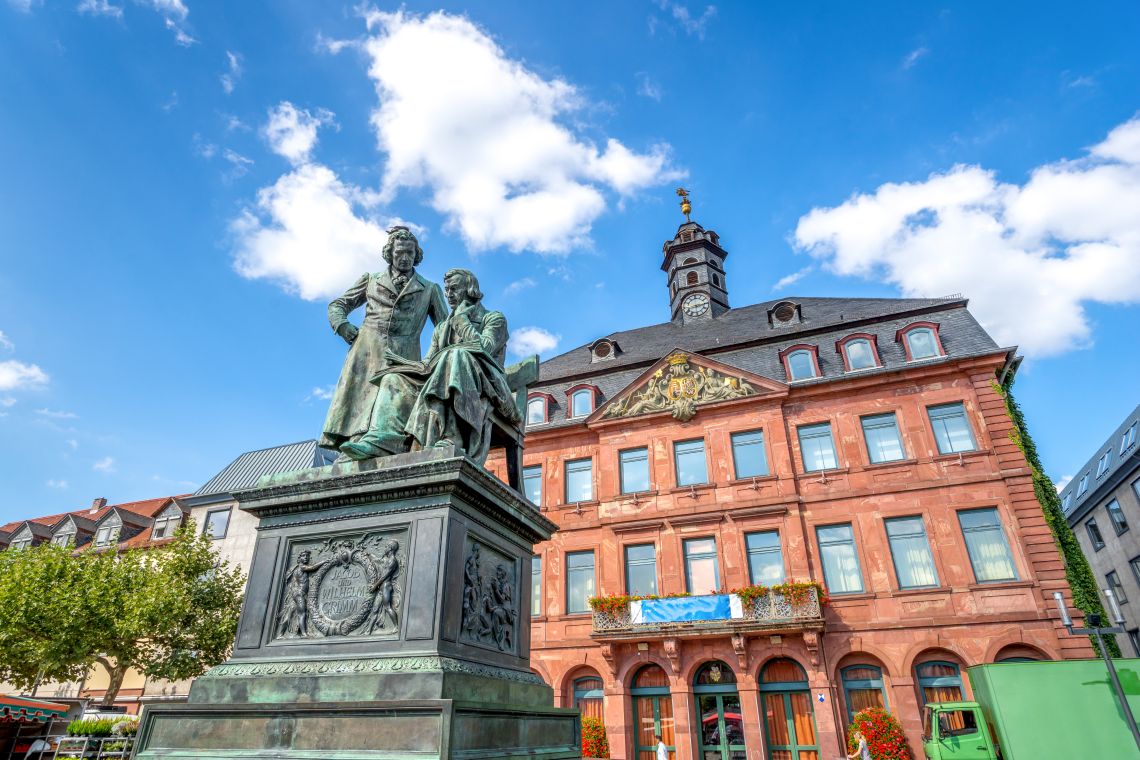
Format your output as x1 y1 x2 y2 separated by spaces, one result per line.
603 353 757 422
459 539 518 653
275 532 405 640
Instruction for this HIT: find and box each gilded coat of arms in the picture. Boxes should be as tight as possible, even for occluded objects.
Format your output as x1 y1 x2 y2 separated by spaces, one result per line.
602 353 757 422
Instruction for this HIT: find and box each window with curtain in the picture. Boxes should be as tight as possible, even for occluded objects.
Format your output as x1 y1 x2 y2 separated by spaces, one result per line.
564 458 593 503
927 402 977 454
632 665 674 760
571 389 594 418
526 397 546 425
798 422 838 472
1087 519 1106 550
531 555 542 617
1107 500 1129 535
674 439 708 486
745 531 785 585
841 665 887 724
730 430 768 478
861 413 905 463
905 327 941 359
786 350 818 380
523 465 542 507
958 508 1018 583
817 523 864 594
885 516 939 589
1107 570 1128 604
915 661 964 707
625 544 658 596
683 537 719 594
573 676 604 720
565 551 595 614
844 338 877 370
620 447 651 494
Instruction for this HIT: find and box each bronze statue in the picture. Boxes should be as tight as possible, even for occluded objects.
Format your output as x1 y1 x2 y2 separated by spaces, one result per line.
319 228 448 454
340 268 520 466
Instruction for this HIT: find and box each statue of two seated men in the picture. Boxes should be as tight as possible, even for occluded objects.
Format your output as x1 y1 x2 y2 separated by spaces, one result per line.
319 227 521 467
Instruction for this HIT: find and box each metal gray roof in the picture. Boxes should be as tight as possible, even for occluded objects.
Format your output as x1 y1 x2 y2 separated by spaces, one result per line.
1060 404 1140 521
190 440 336 501
528 297 1005 431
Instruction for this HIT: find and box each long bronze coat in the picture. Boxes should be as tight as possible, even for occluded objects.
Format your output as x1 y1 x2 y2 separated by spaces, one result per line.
320 270 447 450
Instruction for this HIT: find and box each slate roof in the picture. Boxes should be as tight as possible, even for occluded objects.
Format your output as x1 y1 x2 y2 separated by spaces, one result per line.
1060 403 1140 521
188 439 336 503
527 296 1006 431
0 495 188 552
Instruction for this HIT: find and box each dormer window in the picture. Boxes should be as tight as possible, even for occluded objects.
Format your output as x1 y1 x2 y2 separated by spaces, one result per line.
94 513 122 548
9 526 33 550
152 506 183 540
837 334 881 372
897 323 944 361
588 338 619 363
780 345 820 381
567 385 599 418
767 301 802 327
527 397 547 425
52 531 75 547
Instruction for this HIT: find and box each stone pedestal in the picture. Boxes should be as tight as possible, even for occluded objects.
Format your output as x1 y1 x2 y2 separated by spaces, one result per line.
135 450 581 759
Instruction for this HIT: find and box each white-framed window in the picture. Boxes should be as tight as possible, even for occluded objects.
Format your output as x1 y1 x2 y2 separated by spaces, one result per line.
1062 492 1072 511
1096 450 1112 478
904 327 941 360
526 397 547 425
843 338 878 370
94 524 120 548
1077 473 1090 496
10 538 32 550
152 507 182 540
52 531 75 547
1122 423 1138 455
570 389 594 418
786 349 818 381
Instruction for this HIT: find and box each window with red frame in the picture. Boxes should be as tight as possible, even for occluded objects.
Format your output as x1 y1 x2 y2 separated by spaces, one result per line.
842 338 878 370
526 396 547 425
901 325 942 360
785 349 818 381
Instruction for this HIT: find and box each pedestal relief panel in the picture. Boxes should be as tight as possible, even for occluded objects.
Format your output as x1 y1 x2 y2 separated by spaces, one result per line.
274 530 407 642
459 537 519 654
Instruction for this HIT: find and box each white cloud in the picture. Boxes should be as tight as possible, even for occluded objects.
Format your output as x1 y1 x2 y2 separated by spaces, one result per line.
315 31 361 55
263 101 336 166
231 163 386 301
636 72 662 101
93 456 115 473
1055 474 1073 492
193 133 217 160
793 115 1140 358
224 114 250 132
361 10 680 254
6 0 38 13
36 408 78 419
508 326 560 357
161 90 179 112
163 15 194 46
0 397 15 407
220 50 242 94
146 0 185 20
503 277 536 296
651 1 717 39
77 0 122 18
46 479 69 490
902 46 929 69
771 266 813 291
223 149 254 178
0 330 12 351
0 360 48 391
306 385 335 401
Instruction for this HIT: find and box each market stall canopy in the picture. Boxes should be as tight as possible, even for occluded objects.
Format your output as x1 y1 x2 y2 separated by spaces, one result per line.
0 695 68 723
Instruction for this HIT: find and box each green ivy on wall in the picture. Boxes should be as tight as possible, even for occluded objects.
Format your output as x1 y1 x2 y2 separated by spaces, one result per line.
995 373 1121 657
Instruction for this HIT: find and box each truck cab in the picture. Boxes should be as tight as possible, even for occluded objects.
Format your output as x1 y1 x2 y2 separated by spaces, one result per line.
922 702 999 760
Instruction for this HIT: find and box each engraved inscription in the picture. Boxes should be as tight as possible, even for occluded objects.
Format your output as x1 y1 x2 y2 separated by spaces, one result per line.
275 532 405 640
460 539 518 653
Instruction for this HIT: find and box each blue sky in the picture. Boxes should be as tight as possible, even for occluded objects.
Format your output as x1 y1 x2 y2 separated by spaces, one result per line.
1 1 1138 522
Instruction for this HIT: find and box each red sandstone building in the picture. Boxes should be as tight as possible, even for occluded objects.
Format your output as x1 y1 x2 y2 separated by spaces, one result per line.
488 213 1092 760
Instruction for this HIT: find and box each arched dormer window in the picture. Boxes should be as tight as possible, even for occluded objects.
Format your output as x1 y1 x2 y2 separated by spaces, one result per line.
686 271 698 286
526 393 554 425
836 334 881 371
897 322 944 361
779 345 820 381
566 385 599 418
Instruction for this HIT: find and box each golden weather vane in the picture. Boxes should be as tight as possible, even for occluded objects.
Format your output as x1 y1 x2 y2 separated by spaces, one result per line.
676 187 692 222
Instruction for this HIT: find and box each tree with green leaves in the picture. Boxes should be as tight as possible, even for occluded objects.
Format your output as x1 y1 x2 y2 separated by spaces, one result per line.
0 522 245 705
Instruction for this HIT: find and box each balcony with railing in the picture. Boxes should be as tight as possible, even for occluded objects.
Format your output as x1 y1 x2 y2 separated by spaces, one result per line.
590 585 825 641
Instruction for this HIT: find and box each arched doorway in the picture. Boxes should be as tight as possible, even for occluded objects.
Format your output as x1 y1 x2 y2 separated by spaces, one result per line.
759 658 819 760
994 644 1047 663
838 661 889 726
631 664 674 760
693 661 746 759
568 669 604 720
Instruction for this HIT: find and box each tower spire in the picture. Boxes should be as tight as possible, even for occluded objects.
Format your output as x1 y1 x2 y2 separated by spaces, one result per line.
676 187 692 223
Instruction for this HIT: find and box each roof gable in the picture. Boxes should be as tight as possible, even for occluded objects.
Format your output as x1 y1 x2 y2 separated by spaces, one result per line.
593 350 786 424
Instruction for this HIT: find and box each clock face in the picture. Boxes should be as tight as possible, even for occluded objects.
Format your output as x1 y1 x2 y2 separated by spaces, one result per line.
682 293 710 317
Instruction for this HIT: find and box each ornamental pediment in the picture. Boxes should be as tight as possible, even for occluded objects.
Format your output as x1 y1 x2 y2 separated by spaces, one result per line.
595 350 785 423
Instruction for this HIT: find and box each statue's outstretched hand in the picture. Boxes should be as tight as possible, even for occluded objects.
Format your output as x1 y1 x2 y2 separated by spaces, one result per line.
336 322 359 345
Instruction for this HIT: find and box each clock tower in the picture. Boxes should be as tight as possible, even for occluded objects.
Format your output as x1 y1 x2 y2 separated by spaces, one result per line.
662 190 730 323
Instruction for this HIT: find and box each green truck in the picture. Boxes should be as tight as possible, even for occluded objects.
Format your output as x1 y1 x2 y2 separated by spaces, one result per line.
922 659 1140 759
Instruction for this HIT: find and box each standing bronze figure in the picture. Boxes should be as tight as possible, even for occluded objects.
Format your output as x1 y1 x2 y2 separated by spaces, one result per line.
319 227 448 454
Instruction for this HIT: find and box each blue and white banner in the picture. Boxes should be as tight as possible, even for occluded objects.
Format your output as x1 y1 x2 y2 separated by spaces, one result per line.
629 594 744 625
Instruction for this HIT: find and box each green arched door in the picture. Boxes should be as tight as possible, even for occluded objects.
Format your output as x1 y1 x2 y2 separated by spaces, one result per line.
693 661 746 759
632 664 675 760
759 659 819 760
